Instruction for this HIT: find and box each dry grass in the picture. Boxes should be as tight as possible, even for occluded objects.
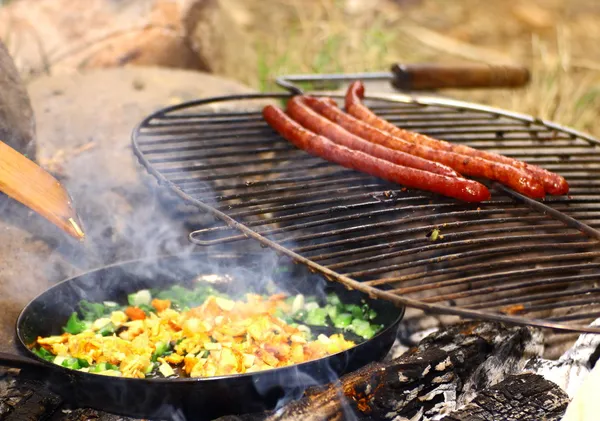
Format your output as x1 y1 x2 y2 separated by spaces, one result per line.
242 0 600 135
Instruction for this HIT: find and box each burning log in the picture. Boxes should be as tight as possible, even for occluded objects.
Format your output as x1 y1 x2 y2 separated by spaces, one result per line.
440 373 568 421
218 321 544 421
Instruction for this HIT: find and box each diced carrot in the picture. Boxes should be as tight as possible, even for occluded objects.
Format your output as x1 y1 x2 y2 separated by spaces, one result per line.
125 306 146 320
151 298 171 312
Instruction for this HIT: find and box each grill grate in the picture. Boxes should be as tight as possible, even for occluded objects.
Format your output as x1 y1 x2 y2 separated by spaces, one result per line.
133 87 600 333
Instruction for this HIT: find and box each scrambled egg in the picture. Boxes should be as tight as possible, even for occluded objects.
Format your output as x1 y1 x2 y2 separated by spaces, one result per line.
36 294 355 379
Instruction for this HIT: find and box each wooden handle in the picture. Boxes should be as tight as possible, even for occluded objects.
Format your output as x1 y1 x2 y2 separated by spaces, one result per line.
0 140 85 240
391 63 530 90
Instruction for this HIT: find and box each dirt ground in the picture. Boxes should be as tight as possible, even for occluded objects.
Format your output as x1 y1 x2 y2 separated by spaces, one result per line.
244 0 600 136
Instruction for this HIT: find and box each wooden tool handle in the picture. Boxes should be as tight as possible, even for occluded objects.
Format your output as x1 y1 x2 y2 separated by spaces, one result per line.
391 63 530 90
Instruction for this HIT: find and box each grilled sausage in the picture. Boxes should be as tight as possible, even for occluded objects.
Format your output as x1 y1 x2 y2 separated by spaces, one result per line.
303 95 546 199
263 105 491 202
286 97 459 178
345 81 568 196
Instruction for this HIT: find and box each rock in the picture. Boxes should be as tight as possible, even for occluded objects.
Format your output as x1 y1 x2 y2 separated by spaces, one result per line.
0 67 254 354
184 0 257 86
75 0 203 71
0 0 255 85
0 41 36 159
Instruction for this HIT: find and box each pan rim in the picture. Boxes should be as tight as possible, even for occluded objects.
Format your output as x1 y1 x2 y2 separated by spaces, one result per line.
15 251 404 384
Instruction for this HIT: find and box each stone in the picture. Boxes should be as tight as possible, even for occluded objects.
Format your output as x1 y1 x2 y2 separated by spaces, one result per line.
0 0 255 85
0 67 254 354
184 0 257 87
0 40 36 159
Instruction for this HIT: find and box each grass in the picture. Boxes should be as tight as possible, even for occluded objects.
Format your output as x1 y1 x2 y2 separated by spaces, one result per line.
2 0 599 135
243 0 600 136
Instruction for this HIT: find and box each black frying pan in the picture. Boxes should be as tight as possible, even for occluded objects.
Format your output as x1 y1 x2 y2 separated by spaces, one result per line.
0 252 404 420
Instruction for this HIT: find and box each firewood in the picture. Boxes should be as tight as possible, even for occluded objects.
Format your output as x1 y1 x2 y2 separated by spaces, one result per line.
220 322 543 421
441 373 568 421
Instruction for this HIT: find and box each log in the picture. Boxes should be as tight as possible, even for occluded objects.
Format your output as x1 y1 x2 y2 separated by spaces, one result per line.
0 368 138 420
226 322 543 421
0 369 62 420
441 373 568 421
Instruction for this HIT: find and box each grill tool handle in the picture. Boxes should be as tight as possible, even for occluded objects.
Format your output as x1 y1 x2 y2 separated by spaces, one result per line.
391 63 530 90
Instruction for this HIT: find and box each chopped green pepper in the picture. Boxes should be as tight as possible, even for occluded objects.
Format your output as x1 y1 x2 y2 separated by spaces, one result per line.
345 304 364 320
349 319 379 339
61 357 81 370
304 308 328 326
367 309 377 321
325 304 339 321
90 362 119 373
32 347 55 362
332 312 353 328
63 312 90 334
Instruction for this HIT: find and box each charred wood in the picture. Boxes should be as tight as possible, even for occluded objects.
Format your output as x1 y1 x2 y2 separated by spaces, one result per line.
0 368 137 421
440 373 568 421
0 369 61 421
240 321 543 421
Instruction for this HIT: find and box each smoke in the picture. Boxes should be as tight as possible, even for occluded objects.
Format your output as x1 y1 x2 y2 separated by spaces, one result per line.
0 87 388 421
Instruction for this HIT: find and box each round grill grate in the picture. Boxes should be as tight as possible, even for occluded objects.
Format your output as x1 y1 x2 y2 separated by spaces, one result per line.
132 88 600 333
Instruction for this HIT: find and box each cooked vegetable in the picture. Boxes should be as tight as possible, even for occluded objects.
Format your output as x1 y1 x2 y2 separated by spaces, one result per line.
63 312 90 334
32 346 55 361
152 341 171 362
97 321 116 337
125 306 146 320
34 284 383 379
79 300 109 321
128 290 152 307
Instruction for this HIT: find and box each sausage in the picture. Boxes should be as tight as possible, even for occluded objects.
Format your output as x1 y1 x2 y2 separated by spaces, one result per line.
345 81 569 196
286 97 460 178
262 105 491 203
303 95 546 199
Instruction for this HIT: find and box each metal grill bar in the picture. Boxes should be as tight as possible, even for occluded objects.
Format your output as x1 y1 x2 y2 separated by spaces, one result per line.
132 90 600 333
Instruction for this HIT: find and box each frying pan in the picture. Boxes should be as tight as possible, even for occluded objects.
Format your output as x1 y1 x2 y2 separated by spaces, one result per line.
0 252 404 420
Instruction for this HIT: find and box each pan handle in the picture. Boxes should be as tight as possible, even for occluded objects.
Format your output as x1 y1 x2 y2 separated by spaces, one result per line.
0 351 49 370
391 63 531 90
